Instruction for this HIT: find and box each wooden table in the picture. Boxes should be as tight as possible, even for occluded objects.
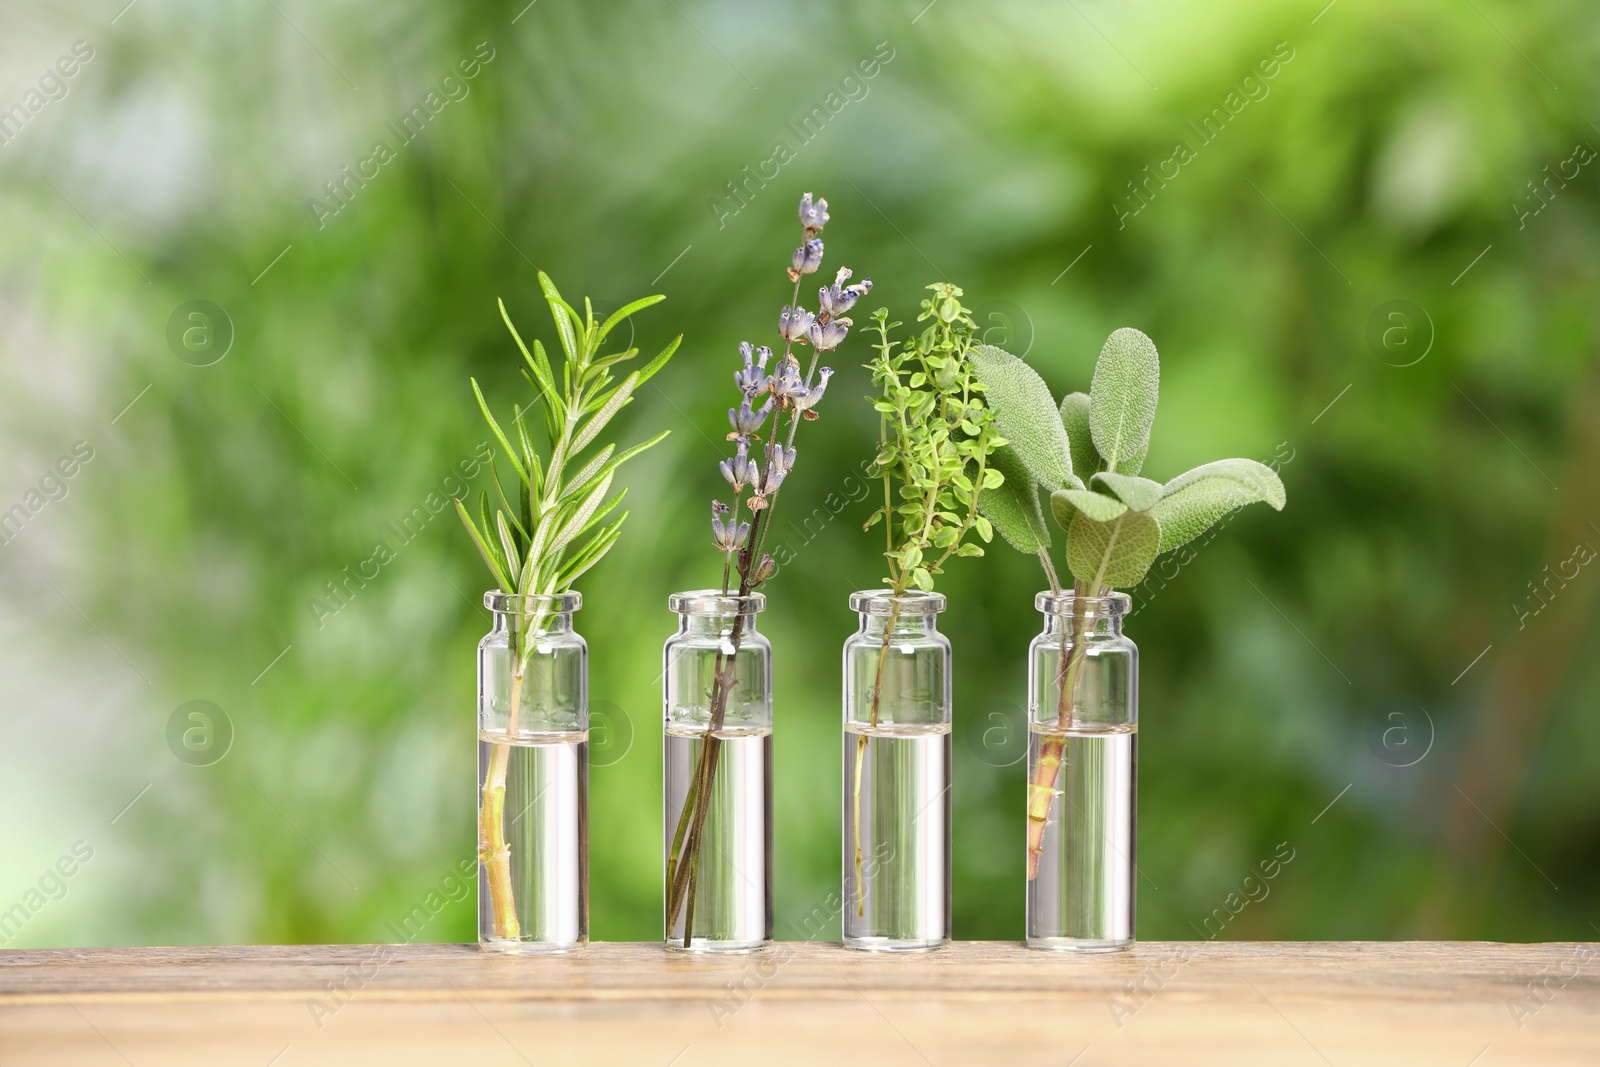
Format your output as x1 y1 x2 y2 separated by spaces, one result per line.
1 942 1596 1065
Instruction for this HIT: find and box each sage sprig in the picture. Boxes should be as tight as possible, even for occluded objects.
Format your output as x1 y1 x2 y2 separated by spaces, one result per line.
971 327 1286 877
458 270 678 940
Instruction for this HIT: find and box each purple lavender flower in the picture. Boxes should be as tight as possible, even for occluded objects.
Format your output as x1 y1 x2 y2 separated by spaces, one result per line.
711 501 750 552
791 239 824 276
734 342 772 397
778 305 815 345
728 395 773 438
769 357 807 407
807 317 850 353
799 192 829 233
719 439 758 491
754 460 788 498
793 367 833 413
763 441 796 478
750 553 776 584
819 267 873 319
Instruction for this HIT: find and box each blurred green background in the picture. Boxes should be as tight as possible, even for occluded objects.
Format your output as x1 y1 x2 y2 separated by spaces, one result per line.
1 0 1596 948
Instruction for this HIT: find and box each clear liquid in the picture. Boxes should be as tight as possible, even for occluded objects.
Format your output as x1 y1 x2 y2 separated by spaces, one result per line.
477 730 588 952
843 722 951 950
1026 723 1135 950
663 725 772 951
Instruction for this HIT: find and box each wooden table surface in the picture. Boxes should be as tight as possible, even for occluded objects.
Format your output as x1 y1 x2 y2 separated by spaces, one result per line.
1 941 1596 1066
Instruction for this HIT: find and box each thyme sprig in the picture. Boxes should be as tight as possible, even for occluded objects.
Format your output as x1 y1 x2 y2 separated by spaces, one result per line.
851 283 1004 913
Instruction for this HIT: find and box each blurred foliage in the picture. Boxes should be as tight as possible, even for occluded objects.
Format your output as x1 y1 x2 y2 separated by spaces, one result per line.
0 0 1596 948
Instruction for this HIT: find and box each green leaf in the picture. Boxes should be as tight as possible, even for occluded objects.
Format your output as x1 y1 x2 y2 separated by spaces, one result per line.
496 512 523 588
1090 471 1163 512
500 300 560 423
455 498 512 593
555 516 625 589
1066 508 1162 588
471 378 527 485
538 271 583 364
969 344 1073 489
572 371 639 454
1058 391 1102 479
561 444 615 500
597 295 665 344
1151 458 1286 553
637 334 680 387
1088 327 1160 473
488 461 528 540
977 444 1050 553
1051 487 1128 528
549 473 615 555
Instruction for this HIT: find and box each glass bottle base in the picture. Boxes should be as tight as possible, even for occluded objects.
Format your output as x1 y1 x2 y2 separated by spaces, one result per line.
663 937 769 954
1025 936 1133 953
843 935 948 953
479 938 586 955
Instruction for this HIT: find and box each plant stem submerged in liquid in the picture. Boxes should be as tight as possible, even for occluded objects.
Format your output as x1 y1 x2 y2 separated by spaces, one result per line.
843 721 951 951
663 725 773 951
1026 722 1135 951
477 730 588 952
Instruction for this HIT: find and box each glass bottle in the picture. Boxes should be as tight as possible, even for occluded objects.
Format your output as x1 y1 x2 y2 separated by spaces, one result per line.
477 592 588 953
842 590 951 951
1026 590 1137 951
662 591 773 952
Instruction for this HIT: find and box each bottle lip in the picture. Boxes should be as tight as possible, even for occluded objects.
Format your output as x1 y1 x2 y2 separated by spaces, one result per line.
667 589 767 616
1035 590 1131 617
848 589 948 615
484 591 582 614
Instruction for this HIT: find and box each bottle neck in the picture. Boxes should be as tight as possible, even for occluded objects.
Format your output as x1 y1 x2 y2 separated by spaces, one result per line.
1040 608 1125 638
857 609 941 639
493 610 575 636
678 612 761 638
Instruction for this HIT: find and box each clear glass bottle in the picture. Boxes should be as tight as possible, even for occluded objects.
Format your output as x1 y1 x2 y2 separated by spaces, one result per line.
1026 590 1137 951
662 591 772 952
842 591 951 951
477 592 588 953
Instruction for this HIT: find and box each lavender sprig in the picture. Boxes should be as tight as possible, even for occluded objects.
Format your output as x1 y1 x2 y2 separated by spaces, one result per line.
674 193 870 946
707 191 868 585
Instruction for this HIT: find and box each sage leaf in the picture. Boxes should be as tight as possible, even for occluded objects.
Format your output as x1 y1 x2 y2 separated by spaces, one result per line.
969 344 1073 488
1051 486 1128 528
1151 458 1286 553
1090 471 1163 512
1088 327 1159 473
1066 508 1162 588
977 444 1050 552
1058 391 1102 479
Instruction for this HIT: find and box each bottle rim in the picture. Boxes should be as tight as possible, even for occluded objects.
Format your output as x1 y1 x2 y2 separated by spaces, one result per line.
848 589 948 615
1035 590 1131 617
483 591 582 614
667 589 767 616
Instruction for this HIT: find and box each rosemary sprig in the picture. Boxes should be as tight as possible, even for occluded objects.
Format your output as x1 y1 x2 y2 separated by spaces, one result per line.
458 270 678 942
